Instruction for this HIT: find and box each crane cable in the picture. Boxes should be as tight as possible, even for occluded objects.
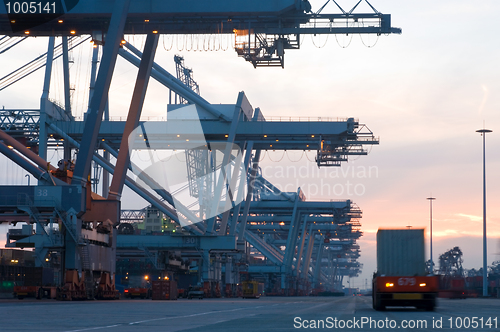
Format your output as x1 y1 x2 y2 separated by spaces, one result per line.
0 36 90 92
0 36 28 54
286 150 305 162
267 151 285 162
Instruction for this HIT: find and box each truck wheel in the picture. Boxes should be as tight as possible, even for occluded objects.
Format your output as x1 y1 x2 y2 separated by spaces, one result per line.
425 302 435 311
373 294 384 311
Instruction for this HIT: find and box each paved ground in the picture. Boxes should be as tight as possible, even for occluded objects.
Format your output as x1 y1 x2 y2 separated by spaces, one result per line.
1 296 499 331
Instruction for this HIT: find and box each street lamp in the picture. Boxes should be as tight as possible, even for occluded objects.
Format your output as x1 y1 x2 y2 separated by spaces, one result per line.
476 128 492 297
427 196 435 275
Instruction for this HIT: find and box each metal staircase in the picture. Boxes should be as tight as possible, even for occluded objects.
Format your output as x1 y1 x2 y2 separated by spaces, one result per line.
79 242 95 300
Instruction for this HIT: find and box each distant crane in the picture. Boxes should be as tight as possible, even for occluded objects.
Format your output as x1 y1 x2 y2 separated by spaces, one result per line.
174 55 199 104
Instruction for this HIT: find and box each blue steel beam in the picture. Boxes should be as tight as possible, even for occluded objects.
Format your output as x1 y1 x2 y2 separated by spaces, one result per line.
301 225 315 280
283 189 302 275
206 93 243 234
229 107 263 237
242 216 351 223
61 36 71 117
119 44 231 121
237 149 262 240
228 140 252 237
295 215 309 275
71 0 130 187
0 1 401 36
51 118 377 152
38 36 54 160
244 199 352 214
244 231 284 265
117 235 237 251
313 237 325 288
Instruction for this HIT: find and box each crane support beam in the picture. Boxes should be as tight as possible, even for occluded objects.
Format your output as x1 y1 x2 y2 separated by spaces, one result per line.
0 2 401 35
51 118 377 151
38 36 54 160
108 33 158 201
71 0 130 187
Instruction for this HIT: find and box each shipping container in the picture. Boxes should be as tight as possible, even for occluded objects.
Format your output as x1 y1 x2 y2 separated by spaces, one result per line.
152 280 178 300
376 229 426 276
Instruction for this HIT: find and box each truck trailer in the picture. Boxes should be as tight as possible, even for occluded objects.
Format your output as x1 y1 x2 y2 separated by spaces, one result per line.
372 229 438 311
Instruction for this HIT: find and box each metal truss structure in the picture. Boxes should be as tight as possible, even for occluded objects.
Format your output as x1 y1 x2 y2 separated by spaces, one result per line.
0 0 401 68
0 0 400 298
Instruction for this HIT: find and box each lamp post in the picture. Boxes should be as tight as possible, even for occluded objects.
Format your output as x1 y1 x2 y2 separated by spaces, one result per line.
476 128 492 297
427 196 435 275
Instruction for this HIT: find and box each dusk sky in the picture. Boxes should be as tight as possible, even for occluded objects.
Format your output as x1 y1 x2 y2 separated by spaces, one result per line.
1 0 499 286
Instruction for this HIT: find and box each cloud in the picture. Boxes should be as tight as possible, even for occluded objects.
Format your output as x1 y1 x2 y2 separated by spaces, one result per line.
455 213 483 223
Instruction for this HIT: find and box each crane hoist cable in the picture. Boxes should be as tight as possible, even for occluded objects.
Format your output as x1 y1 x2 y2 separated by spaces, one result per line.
286 150 305 162
0 36 28 54
0 36 90 91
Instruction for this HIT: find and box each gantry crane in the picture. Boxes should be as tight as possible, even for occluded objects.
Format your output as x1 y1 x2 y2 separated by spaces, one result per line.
0 0 400 297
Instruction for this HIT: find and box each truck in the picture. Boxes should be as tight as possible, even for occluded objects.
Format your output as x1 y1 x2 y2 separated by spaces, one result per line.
372 229 438 311
187 285 204 299
242 280 264 299
12 267 57 299
124 275 152 299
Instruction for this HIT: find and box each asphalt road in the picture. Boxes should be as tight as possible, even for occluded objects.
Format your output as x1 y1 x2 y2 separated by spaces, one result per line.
1 296 499 331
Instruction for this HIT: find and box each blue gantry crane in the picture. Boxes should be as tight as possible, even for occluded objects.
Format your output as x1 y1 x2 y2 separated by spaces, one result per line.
0 0 400 298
